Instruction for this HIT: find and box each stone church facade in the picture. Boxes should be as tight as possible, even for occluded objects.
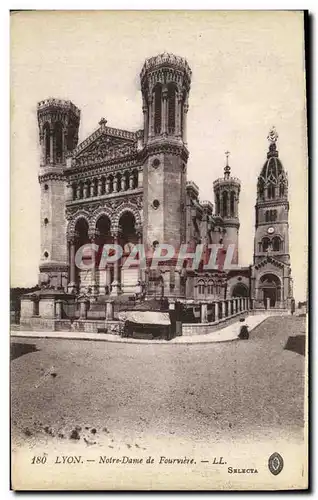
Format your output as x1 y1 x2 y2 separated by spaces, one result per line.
28 52 293 325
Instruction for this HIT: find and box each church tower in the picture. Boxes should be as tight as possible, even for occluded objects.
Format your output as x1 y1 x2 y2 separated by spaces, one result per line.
37 98 80 290
213 152 241 265
140 53 191 298
251 127 293 310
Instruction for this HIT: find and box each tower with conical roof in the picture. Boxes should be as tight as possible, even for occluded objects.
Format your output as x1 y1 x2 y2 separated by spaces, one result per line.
213 152 241 265
251 127 293 310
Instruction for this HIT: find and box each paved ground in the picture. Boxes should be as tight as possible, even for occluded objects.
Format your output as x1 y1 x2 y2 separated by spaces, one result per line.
11 316 306 450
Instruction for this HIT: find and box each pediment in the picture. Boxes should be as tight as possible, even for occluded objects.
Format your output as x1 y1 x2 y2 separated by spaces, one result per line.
73 124 137 165
254 255 286 271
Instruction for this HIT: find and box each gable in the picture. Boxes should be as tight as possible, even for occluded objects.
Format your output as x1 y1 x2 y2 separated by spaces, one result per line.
254 255 286 271
73 125 137 166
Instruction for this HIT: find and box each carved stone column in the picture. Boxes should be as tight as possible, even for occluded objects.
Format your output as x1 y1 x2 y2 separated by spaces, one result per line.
138 169 143 188
98 178 103 196
142 102 148 144
68 238 76 293
66 183 73 202
136 230 143 283
83 182 88 199
148 93 154 137
39 132 45 164
129 173 134 190
214 301 219 322
113 177 117 193
201 303 208 323
89 235 98 298
106 266 112 294
49 127 54 164
161 86 168 135
182 102 189 144
175 90 182 137
110 232 121 296
106 178 110 194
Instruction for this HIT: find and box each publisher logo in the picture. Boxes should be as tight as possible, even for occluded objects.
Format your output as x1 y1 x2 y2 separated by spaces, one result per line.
268 452 284 476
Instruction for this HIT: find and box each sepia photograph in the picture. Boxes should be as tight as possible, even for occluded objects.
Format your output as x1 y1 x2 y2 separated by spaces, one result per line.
10 10 308 490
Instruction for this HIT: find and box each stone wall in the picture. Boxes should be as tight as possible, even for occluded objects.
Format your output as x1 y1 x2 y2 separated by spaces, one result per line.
182 311 247 336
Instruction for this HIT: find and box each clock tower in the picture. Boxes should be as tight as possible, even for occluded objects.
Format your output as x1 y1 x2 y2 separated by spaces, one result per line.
251 127 293 310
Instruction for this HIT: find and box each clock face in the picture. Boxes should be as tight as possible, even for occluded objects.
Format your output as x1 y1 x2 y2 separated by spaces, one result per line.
267 226 275 234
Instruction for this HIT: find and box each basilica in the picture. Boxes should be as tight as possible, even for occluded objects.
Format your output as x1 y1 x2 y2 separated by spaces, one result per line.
21 53 294 331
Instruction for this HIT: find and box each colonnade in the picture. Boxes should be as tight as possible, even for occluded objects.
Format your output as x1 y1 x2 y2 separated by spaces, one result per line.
69 169 142 202
67 231 143 297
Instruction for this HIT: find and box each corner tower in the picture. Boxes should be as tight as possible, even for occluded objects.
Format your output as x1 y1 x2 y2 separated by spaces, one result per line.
37 98 80 290
213 152 241 265
140 53 191 253
251 127 293 310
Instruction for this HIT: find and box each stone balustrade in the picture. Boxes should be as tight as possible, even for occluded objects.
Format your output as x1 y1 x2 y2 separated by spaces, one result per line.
182 296 249 336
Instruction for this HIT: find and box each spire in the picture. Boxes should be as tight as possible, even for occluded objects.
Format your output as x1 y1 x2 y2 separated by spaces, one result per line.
267 126 279 158
224 150 231 179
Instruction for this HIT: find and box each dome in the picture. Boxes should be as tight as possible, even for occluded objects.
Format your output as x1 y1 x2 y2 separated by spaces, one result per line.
260 154 284 181
258 128 286 182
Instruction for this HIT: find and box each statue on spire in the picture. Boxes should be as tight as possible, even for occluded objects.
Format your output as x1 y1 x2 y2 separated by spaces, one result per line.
267 126 278 144
224 150 231 179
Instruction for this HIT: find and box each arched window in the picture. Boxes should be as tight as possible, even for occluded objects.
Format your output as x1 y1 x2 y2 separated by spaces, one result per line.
92 178 98 197
230 191 235 217
267 184 275 199
167 84 177 134
79 182 84 199
222 191 228 217
265 211 270 222
216 192 220 215
279 183 285 197
133 169 138 189
108 175 114 193
273 236 281 252
101 176 106 195
154 84 162 134
67 125 76 152
54 122 63 163
262 237 270 252
258 178 265 200
72 183 77 200
124 171 130 191
43 123 50 162
198 280 205 295
232 283 249 297
207 281 214 295
86 180 91 198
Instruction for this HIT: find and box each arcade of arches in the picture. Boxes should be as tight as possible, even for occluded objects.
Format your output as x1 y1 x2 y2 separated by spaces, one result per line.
68 210 141 296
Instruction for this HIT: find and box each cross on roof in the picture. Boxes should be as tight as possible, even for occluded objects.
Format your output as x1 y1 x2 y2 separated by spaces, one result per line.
225 151 230 166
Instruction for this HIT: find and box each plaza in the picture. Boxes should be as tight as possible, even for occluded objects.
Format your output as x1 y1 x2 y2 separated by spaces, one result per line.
11 316 305 449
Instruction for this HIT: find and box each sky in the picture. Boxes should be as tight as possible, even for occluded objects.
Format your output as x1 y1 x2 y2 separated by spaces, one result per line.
10 10 308 301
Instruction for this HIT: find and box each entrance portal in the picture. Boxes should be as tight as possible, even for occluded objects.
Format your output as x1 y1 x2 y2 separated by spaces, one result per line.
259 274 281 309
